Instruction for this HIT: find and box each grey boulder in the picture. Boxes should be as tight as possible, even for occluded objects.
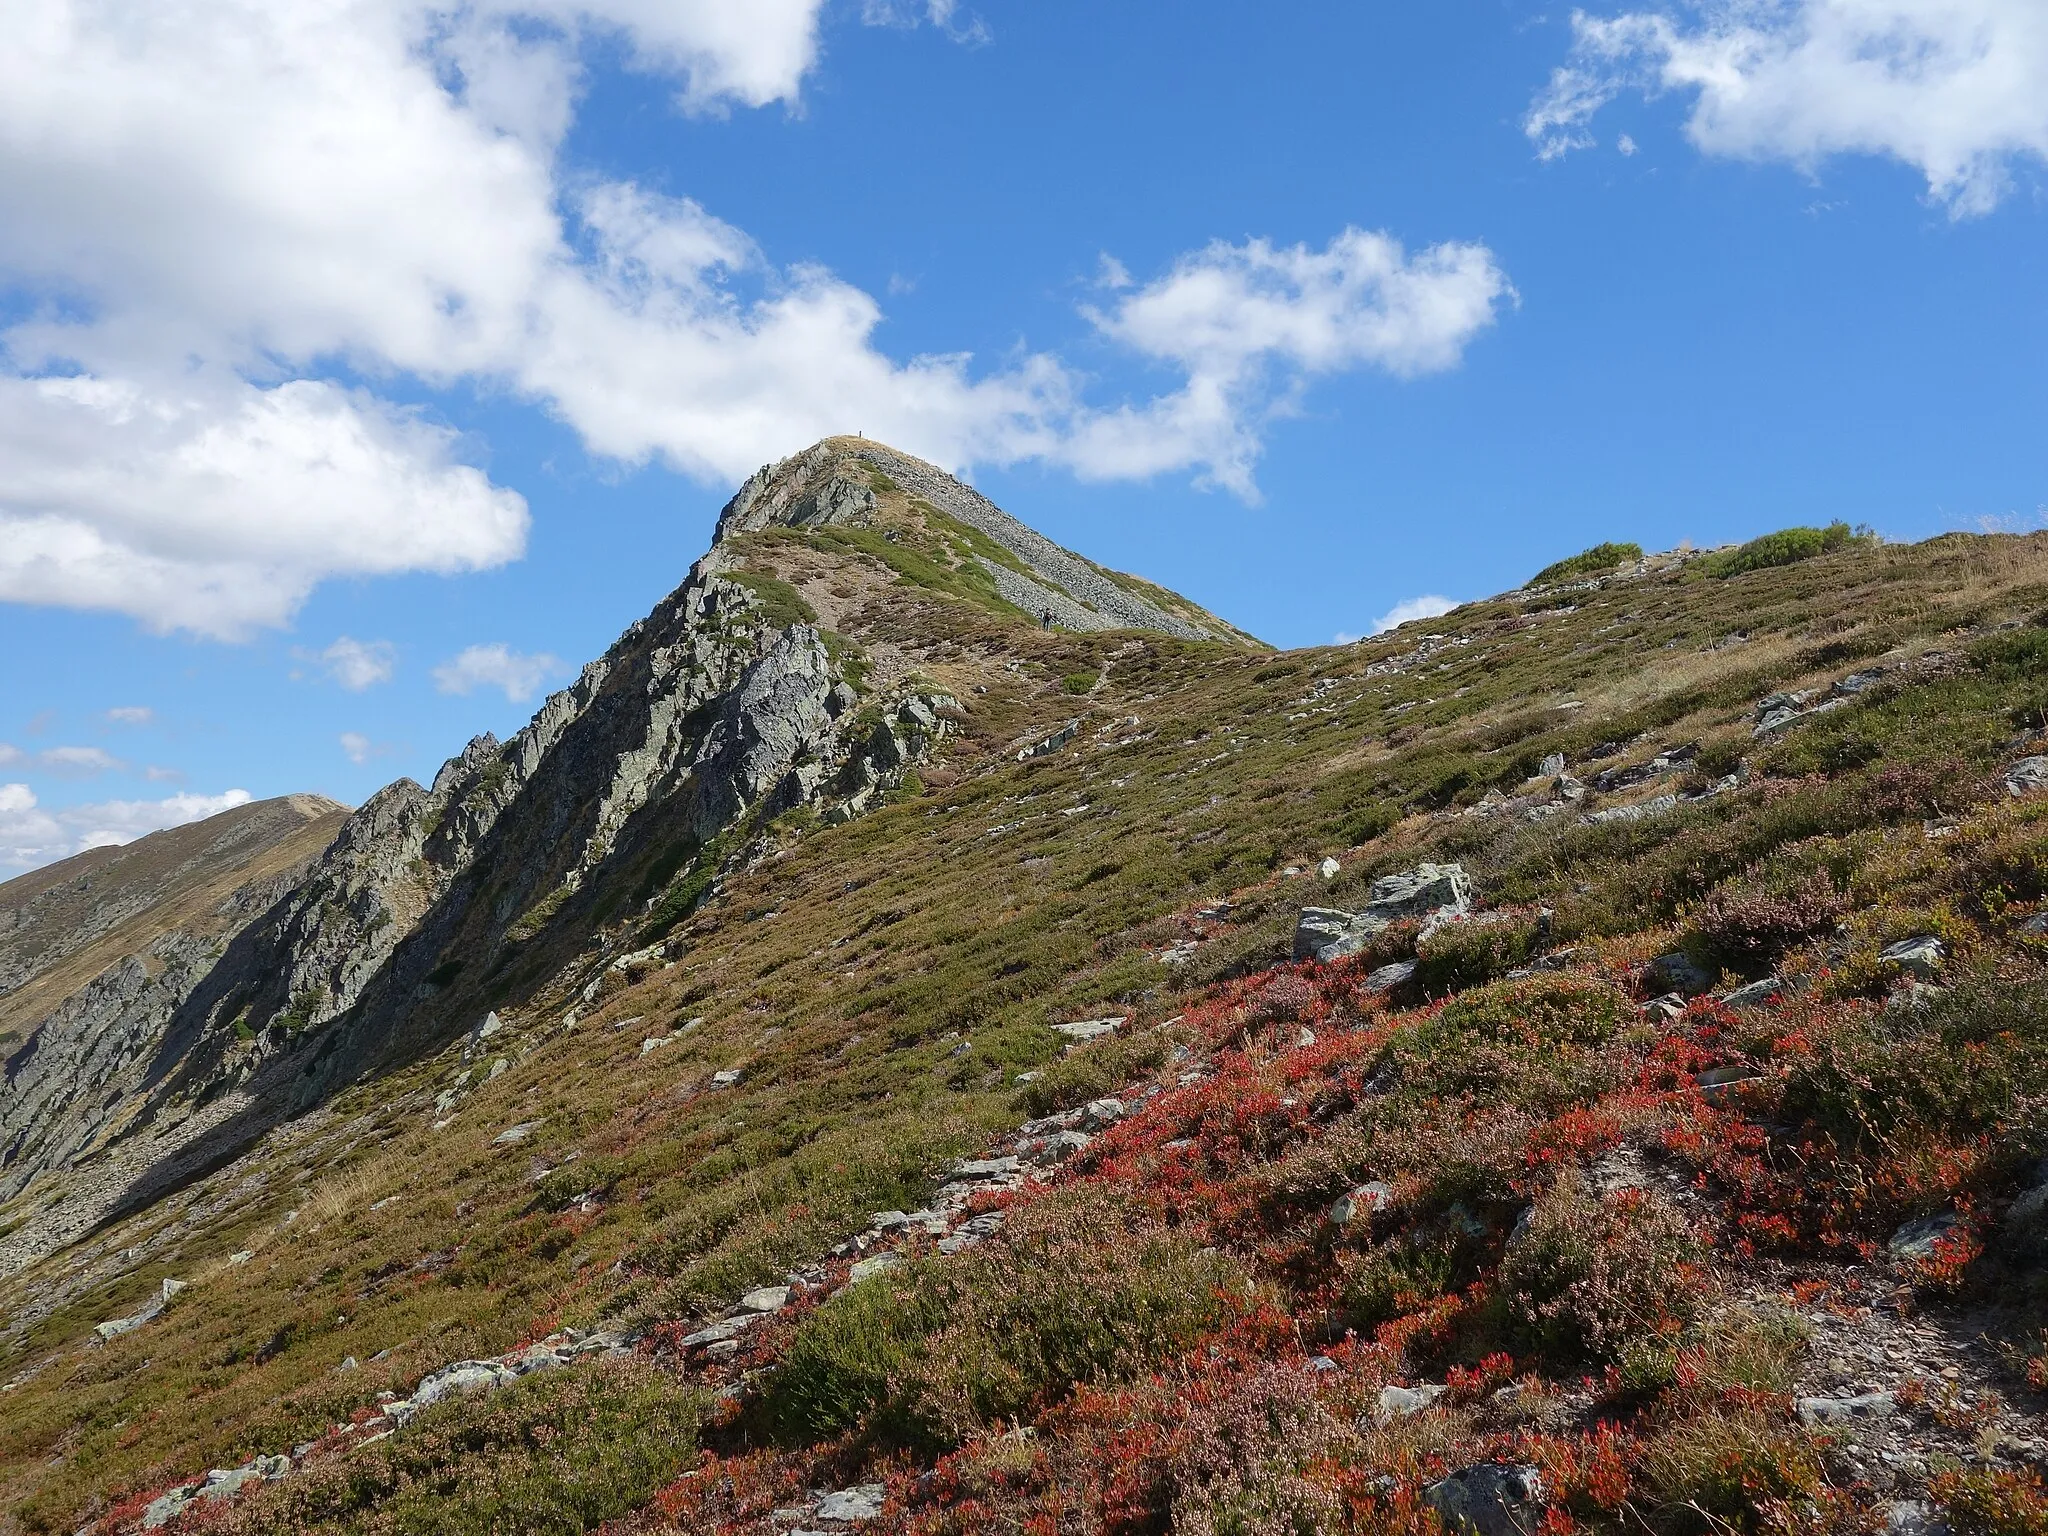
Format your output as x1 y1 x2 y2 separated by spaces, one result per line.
2007 756 2048 796
1331 1181 1395 1225
1647 951 1716 996
815 1482 887 1521
1795 1392 1896 1425
1425 1464 1545 1536
1719 976 1785 1009
2007 1181 2048 1250
1378 1382 1450 1420
1293 863 1471 962
1880 936 1945 979
1889 1212 1964 1260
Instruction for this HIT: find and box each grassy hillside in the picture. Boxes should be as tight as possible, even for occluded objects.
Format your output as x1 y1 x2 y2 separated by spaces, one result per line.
7 529 2048 1534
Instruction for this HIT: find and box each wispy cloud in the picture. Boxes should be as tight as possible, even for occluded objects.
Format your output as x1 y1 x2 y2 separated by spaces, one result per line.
1527 0 2048 217
38 745 123 776
861 0 991 43
432 643 564 704
314 637 398 691
105 705 153 724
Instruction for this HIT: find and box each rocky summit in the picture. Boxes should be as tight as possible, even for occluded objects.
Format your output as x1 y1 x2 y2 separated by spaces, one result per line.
5 458 2048 1536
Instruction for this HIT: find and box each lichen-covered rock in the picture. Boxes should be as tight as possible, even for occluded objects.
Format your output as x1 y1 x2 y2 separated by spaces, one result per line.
1331 1182 1395 1224
1796 1392 1896 1425
1425 1464 1545 1536
1294 863 1472 962
2006 756 2048 796
1880 936 1945 979
1647 951 1716 996
1889 1211 1963 1259
1379 1382 1450 1420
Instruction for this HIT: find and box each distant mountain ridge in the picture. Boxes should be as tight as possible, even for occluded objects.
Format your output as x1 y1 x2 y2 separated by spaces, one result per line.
0 796 346 1054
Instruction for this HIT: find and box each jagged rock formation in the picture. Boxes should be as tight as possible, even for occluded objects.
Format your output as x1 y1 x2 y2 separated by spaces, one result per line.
0 438 1227 1275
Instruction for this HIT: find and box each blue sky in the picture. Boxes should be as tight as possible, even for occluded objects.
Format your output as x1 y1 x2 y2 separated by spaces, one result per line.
1 0 2044 870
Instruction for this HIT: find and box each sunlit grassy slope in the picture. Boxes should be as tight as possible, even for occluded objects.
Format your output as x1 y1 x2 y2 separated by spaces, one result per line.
8 525 2048 1533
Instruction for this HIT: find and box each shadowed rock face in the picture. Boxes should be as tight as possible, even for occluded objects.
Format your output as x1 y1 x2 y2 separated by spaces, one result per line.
5 439 1182 1271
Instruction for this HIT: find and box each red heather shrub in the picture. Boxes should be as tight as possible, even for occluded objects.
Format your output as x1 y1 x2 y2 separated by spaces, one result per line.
1935 1466 2048 1536
1243 972 1317 1027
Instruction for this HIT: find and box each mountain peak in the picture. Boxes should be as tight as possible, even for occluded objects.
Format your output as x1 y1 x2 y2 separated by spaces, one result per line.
714 436 1259 645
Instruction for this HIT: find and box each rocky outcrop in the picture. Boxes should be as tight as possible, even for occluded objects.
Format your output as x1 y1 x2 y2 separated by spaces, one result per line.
719 436 1242 642
1294 863 1472 962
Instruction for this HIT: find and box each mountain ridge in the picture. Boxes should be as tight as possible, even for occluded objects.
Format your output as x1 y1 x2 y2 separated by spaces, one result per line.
0 439 1253 1279
6 492 2048 1536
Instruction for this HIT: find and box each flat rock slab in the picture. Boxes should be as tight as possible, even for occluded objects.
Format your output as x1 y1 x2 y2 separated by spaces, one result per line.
815 1482 887 1521
1051 1017 1125 1043
1379 1382 1450 1420
1294 864 1472 962
1797 1392 1897 1425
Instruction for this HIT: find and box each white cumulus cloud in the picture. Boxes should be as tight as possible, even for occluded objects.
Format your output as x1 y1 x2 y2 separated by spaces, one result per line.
317 637 399 692
0 377 528 640
0 783 254 871
1373 594 1459 634
1078 231 1513 496
0 0 1511 639
433 643 565 703
1528 0 2048 216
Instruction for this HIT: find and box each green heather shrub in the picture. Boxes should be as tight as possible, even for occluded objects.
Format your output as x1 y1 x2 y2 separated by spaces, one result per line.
1527 542 1644 587
1340 1212 1487 1333
1497 1168 1700 1367
223 1359 702 1536
728 569 818 629
1395 973 1635 1110
1409 974 1630 1056
1412 911 1546 995
1695 521 1864 580
758 1187 1244 1452
1779 974 2048 1150
1061 670 1100 695
1636 1406 1830 1536
1014 1028 1176 1116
